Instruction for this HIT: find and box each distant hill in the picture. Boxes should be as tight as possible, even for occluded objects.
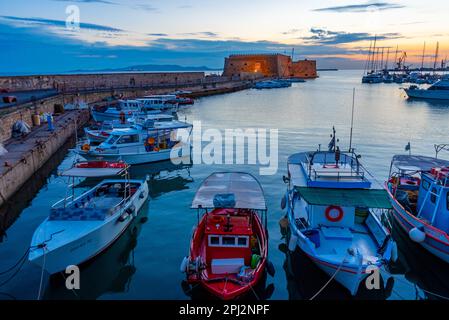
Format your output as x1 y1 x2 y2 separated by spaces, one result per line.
70 64 220 73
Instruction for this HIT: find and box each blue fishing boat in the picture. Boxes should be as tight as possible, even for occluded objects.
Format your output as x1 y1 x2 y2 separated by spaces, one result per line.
282 128 396 295
386 154 449 263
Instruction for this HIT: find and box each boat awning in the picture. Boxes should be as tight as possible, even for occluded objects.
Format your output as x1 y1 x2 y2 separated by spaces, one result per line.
60 167 126 177
294 187 392 209
391 154 449 172
191 172 266 210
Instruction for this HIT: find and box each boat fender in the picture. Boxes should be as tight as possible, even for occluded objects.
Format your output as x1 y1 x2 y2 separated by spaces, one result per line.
180 256 189 273
266 260 275 277
281 194 287 210
139 191 146 199
288 235 298 252
126 205 136 215
118 212 129 222
409 227 426 243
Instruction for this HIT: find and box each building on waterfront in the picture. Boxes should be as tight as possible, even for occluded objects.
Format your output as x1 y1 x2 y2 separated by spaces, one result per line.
222 53 317 79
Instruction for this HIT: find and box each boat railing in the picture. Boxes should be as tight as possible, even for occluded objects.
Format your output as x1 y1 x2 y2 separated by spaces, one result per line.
305 152 364 181
52 195 74 209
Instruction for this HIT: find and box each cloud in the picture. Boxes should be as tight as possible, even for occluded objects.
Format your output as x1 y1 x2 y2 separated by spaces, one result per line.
179 31 219 38
313 2 405 12
148 33 168 37
1 15 123 32
132 4 158 12
282 29 300 35
52 0 117 4
301 28 401 44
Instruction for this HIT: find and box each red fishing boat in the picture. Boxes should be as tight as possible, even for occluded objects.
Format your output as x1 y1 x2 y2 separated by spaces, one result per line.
180 172 274 300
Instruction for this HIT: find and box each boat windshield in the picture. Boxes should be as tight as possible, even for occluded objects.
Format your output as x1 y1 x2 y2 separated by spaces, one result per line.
106 134 120 145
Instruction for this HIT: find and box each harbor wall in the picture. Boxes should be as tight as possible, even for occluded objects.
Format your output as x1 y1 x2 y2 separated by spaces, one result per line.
0 110 90 209
0 72 206 92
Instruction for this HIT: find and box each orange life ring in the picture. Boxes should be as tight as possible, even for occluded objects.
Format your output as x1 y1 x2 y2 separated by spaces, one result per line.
325 205 344 222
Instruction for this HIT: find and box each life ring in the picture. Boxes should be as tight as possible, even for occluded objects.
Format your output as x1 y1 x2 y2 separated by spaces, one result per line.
81 143 90 151
325 205 344 222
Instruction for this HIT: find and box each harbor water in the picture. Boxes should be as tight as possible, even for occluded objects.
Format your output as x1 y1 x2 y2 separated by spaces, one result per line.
2 70 449 300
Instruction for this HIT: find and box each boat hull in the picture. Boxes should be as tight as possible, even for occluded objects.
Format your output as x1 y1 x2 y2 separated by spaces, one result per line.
404 89 449 100
77 144 190 165
387 187 449 263
29 182 148 274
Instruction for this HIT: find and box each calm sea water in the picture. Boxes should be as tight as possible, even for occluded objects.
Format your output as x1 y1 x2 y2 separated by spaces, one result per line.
2 70 449 300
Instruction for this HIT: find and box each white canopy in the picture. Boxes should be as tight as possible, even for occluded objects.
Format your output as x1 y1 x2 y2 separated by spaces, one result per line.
191 172 266 210
391 155 449 172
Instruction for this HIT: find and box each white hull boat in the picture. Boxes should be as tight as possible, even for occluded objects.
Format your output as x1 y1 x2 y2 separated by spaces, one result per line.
404 77 449 100
283 129 396 296
29 177 149 274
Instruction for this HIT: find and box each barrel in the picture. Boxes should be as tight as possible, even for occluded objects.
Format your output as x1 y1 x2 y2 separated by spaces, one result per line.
32 114 41 126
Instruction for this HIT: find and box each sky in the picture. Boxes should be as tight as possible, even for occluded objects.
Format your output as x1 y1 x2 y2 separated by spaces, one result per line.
0 0 448 74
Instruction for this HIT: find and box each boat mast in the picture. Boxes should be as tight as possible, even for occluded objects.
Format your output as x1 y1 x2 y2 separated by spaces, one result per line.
349 88 355 153
433 41 440 74
393 44 398 70
371 35 377 72
421 41 426 72
385 47 390 71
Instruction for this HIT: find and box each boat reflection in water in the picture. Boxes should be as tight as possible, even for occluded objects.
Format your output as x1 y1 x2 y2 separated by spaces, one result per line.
387 218 449 300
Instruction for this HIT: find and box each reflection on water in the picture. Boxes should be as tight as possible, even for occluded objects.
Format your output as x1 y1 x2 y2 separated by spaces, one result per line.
2 70 449 300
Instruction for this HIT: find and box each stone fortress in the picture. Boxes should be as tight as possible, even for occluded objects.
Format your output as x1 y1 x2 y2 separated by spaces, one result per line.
222 53 317 79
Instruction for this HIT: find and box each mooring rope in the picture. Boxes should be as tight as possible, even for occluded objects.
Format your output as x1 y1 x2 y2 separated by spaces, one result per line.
309 254 349 300
36 246 47 300
0 247 30 276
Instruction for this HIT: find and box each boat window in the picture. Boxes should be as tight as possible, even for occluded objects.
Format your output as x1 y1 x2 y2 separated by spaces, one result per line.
106 135 120 144
422 179 430 191
117 134 139 144
209 236 220 245
431 187 437 203
222 237 236 246
237 237 248 247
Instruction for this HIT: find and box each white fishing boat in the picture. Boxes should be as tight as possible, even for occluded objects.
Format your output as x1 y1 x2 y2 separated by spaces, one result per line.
282 128 396 295
28 162 149 274
91 98 178 122
404 76 449 100
76 119 193 165
84 114 175 144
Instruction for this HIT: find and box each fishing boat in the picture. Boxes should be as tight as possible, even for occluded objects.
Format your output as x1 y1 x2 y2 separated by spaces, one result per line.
282 128 396 295
76 119 193 165
254 80 291 89
386 154 449 263
180 172 274 300
84 114 175 144
404 76 449 100
91 98 178 122
28 161 149 274
362 72 383 84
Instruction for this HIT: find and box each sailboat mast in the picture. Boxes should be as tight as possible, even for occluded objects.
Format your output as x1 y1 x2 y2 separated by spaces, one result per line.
349 88 355 152
433 41 440 73
394 44 398 70
385 47 390 70
421 41 426 71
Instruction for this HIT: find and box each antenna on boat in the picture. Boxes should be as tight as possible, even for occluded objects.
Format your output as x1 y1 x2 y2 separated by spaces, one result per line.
349 88 355 153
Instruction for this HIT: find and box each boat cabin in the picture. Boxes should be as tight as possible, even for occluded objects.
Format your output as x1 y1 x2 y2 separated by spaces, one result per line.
191 172 267 277
204 209 255 274
289 151 371 189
